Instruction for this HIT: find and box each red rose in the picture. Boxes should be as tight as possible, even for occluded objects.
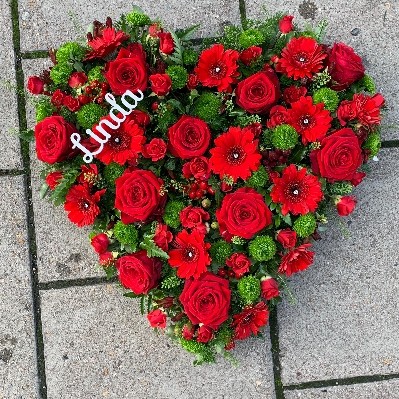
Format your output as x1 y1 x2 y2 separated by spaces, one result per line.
242 122 263 138
149 23 162 38
147 309 166 328
226 253 251 278
91 233 110 254
149 73 172 96
34 115 76 164
239 46 262 66
216 187 273 240
51 89 64 106
142 138 167 161
328 43 365 90
116 251 162 294
182 157 211 180
27 76 44 94
283 86 307 104
311 128 363 181
261 277 280 300
158 32 174 55
168 115 211 159
180 206 210 234
276 229 297 248
104 47 148 95
236 69 281 114
68 72 87 88
115 169 164 224
179 272 231 329
278 244 314 277
336 195 357 216
129 110 151 128
337 100 357 126
153 223 173 251
279 15 294 34
45 171 63 190
267 105 288 129
62 95 80 112
197 325 213 343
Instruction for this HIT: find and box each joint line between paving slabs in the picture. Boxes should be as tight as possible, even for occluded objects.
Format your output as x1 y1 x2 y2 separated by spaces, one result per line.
0 168 25 176
10 0 48 397
239 0 247 28
39 276 118 291
381 140 399 148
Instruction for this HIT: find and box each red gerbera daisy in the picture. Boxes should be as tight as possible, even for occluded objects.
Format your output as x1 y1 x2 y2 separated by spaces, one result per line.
278 244 314 277
232 302 269 340
168 229 211 279
279 37 327 80
209 126 261 181
91 114 145 165
270 165 323 215
287 96 332 144
64 184 106 227
195 44 240 92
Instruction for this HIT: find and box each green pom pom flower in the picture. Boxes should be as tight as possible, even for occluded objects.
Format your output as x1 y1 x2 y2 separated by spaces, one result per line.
35 98 55 122
126 11 151 27
311 70 331 90
360 75 376 94
248 236 276 262
163 200 185 229
271 124 299 150
209 240 233 265
76 103 107 129
183 49 199 66
293 213 317 238
103 162 125 185
56 42 87 64
50 63 74 85
363 132 381 157
312 87 340 112
166 65 188 90
113 221 139 247
328 182 354 196
246 166 269 188
87 66 105 82
237 275 261 304
239 29 265 48
180 339 215 363
193 92 222 122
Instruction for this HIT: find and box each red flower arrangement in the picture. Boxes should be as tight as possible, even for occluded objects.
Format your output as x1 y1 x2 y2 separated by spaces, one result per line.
27 9 384 364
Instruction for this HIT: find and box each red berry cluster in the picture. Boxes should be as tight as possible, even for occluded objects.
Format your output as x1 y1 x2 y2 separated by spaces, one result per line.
186 181 215 199
79 80 109 104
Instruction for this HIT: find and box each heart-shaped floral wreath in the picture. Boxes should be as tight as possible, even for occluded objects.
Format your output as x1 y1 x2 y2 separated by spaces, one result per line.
26 7 384 364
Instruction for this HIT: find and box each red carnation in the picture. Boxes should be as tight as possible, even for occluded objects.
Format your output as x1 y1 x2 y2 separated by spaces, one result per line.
91 233 110 254
64 184 106 227
232 302 269 340
278 244 314 276
353 93 385 128
226 253 251 278
271 165 323 216
180 206 210 234
209 126 261 182
158 32 174 55
195 44 239 92
45 171 63 190
147 309 167 328
283 86 307 104
239 46 262 66
336 195 357 216
168 230 211 279
279 37 327 80
337 100 357 126
27 76 44 94
51 89 64 106
182 157 211 180
86 26 129 60
153 223 173 252
142 138 167 161
261 278 280 300
287 96 332 144
62 95 80 112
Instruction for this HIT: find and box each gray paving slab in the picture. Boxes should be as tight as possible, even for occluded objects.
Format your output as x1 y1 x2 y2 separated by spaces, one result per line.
41 284 276 399
0 176 38 398
18 0 241 51
23 58 103 282
245 0 399 140
276 148 399 384
0 1 22 169
286 380 399 399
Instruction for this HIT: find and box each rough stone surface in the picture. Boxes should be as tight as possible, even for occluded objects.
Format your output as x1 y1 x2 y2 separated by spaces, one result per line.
0 1 22 169
245 0 399 140
286 380 399 399
23 59 102 282
18 0 241 51
278 148 399 384
0 176 37 398
41 284 276 399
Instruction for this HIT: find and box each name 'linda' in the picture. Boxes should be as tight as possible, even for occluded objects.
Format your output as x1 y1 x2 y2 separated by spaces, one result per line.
70 89 144 163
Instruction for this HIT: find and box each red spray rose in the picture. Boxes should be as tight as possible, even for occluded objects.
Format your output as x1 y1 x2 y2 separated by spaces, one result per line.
45 171 63 190
62 95 80 112
310 128 363 182
226 253 251 278
336 196 357 216
216 187 272 240
261 278 280 300
27 76 44 94
328 43 365 90
115 169 164 224
91 233 110 254
182 324 195 340
279 15 294 34
153 223 173 252
182 156 211 180
187 73 199 90
68 72 87 88
278 244 314 277
168 115 211 159
158 32 174 55
147 309 167 328
197 325 213 343
239 46 262 66
283 86 307 104
35 116 76 164
142 138 167 161
232 302 269 340
149 73 172 96
116 251 162 294
180 206 210 234
179 272 231 329
276 229 297 248
236 69 281 114
267 105 288 129
51 89 64 106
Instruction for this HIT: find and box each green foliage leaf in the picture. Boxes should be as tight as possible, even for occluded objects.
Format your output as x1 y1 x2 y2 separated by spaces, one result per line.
140 234 169 259
49 168 80 206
